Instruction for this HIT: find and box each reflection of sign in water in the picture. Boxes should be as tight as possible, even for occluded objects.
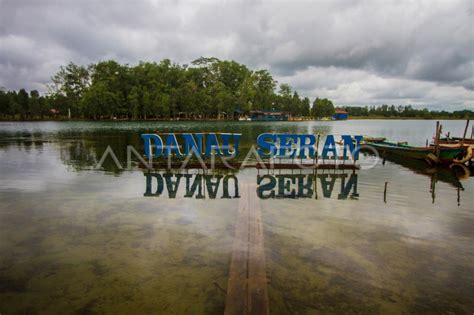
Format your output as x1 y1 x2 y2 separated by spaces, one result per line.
144 173 240 199
144 171 359 200
257 172 358 199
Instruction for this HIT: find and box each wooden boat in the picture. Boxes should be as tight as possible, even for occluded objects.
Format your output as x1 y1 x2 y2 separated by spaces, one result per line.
435 143 473 164
336 136 386 145
365 141 466 164
438 137 474 145
363 136 386 143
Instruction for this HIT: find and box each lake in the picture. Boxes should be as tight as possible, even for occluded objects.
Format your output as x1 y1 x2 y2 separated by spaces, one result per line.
0 120 473 314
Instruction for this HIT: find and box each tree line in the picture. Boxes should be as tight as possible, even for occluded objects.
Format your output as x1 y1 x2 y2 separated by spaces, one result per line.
0 57 471 120
0 58 313 120
343 105 473 119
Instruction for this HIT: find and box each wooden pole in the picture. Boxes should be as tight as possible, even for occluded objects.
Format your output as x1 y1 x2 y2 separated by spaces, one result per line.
457 187 460 207
460 119 470 146
435 121 440 158
430 173 437 204
315 134 321 166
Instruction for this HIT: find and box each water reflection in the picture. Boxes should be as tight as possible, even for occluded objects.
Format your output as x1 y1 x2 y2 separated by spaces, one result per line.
143 170 359 200
257 171 358 199
373 153 468 189
144 172 240 199
1 121 473 313
358 151 470 205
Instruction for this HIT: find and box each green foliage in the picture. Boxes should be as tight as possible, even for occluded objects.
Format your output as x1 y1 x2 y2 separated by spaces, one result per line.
343 105 474 119
49 62 90 116
0 58 323 120
1 58 472 120
0 90 9 117
311 98 335 118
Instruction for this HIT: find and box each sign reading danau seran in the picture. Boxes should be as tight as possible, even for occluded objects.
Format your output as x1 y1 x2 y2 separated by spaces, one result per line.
141 133 363 160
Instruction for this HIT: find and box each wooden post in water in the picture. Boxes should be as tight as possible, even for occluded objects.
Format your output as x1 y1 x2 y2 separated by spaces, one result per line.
457 187 460 207
434 121 441 158
315 134 320 167
460 119 470 146
225 183 269 315
430 173 437 204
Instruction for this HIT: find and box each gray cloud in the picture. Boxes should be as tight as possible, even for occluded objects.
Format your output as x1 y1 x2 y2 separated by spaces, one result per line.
0 0 473 109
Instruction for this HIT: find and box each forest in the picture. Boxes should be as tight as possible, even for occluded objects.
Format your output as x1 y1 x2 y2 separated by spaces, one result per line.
0 58 310 120
0 57 472 120
343 105 473 119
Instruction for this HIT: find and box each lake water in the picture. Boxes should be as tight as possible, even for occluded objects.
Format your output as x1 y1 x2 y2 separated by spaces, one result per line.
0 120 473 314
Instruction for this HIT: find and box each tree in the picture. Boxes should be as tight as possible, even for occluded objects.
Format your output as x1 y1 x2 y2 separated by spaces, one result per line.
323 99 335 117
311 97 335 118
311 98 322 118
80 82 117 119
29 90 41 118
277 84 293 112
252 70 276 110
17 89 29 119
0 90 9 118
128 86 141 120
7 57 471 121
90 60 129 117
7 91 20 118
50 62 90 117
301 97 310 117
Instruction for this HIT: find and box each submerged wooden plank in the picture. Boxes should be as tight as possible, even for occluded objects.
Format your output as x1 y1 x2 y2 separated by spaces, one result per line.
225 184 250 314
247 185 269 315
225 183 269 315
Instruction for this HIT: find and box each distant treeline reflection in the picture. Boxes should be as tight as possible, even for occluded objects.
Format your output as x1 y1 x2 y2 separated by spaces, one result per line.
143 172 358 200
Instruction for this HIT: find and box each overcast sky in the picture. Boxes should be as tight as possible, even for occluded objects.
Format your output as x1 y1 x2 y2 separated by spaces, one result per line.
0 0 473 109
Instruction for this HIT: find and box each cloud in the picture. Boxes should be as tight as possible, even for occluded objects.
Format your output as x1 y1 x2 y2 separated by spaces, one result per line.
0 0 473 109
278 66 474 110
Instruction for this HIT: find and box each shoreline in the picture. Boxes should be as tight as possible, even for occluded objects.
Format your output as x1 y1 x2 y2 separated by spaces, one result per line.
0 117 471 122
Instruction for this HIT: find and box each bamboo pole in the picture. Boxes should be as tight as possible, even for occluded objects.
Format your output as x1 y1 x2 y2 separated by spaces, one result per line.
315 134 321 166
435 121 440 158
460 119 470 146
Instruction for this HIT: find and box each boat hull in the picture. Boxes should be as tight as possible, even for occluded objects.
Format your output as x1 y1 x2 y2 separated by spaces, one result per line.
365 142 465 163
439 137 474 145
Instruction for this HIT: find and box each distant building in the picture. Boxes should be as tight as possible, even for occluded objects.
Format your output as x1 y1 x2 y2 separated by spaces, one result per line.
250 110 289 121
333 108 348 120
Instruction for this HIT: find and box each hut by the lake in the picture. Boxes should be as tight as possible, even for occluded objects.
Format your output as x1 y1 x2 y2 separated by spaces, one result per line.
250 110 289 121
333 108 349 120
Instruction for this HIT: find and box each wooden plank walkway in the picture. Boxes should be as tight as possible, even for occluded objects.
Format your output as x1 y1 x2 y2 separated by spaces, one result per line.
225 183 269 315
